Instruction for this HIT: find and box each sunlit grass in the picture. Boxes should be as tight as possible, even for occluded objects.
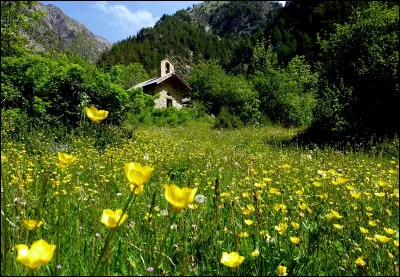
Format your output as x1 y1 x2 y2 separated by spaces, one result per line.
1 123 398 276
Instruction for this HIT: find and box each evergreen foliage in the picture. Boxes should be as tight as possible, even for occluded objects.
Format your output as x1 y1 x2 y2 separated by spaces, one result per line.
98 14 234 74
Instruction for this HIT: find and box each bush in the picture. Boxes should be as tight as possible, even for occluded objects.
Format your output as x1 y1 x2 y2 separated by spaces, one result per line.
214 106 244 129
188 60 260 126
250 56 318 127
1 53 130 128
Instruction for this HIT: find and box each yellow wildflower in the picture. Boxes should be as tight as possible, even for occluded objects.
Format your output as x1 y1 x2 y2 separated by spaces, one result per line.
359 227 369 234
331 177 347 185
295 190 303 195
244 220 254 226
355 257 366 267
269 187 281 195
350 191 361 198
377 180 387 187
274 203 287 212
15 240 56 270
368 220 379 227
124 162 154 190
84 106 108 124
327 210 343 220
277 265 288 276
374 234 391 243
313 181 321 187
164 184 198 212
247 204 255 212
22 220 43 231
251 249 260 257
291 221 300 229
100 209 128 229
384 228 395 235
57 152 76 165
333 224 343 230
298 202 308 211
275 223 287 235
220 252 245 268
290 237 300 245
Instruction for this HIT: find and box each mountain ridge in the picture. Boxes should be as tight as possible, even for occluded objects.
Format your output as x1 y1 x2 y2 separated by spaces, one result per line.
24 2 112 61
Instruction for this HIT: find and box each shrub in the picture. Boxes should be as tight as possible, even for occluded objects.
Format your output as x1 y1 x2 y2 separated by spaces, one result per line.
188 60 260 126
1 53 130 128
214 106 244 129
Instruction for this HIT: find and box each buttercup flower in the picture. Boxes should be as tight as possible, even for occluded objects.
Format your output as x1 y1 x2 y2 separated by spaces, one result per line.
384 227 395 235
355 257 366 267
84 106 108 124
251 249 260 257
290 236 300 245
15 239 56 270
100 209 128 229
275 223 287 235
333 224 343 230
22 220 43 231
278 265 288 276
220 252 245 268
374 234 391 243
327 210 343 220
368 220 379 227
57 152 76 165
291 222 300 229
164 184 198 212
359 227 369 234
124 162 154 192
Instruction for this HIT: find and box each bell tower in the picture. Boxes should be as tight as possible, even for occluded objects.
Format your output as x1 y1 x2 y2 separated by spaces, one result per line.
158 59 175 77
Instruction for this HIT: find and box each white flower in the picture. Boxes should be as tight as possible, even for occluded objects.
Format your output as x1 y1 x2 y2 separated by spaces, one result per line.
160 210 169 216
143 153 149 160
195 194 207 204
116 192 122 197
234 162 239 167
306 154 312 161
170 223 178 230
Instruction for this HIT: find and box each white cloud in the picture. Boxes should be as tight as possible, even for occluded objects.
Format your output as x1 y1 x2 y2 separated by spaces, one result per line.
94 1 158 30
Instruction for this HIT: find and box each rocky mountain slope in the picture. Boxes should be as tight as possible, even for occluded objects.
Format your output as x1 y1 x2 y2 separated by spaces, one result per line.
98 1 283 75
25 2 112 61
187 1 282 38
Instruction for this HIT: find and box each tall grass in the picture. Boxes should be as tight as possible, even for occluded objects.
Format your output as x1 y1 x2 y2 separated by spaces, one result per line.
1 122 398 276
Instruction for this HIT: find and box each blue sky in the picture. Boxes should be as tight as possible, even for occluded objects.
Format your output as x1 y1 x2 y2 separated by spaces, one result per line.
40 1 286 44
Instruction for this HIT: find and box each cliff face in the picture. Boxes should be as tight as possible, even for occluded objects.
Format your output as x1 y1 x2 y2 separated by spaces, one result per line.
187 1 282 38
25 3 112 61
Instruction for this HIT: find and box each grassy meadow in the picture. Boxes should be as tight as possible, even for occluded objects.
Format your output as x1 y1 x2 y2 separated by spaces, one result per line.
1 121 399 276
